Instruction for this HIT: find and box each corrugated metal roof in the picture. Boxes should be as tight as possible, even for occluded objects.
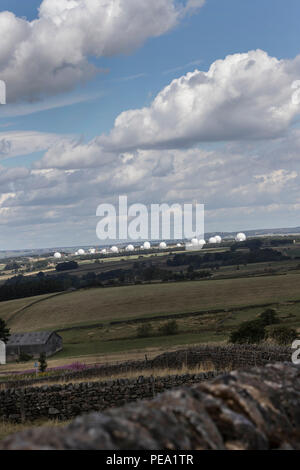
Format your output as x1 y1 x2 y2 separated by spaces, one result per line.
7 331 56 346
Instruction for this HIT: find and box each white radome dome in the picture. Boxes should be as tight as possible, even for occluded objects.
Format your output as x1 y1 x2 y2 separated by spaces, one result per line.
54 252 62 259
101 249 107 254
235 233 247 242
215 236 222 243
111 246 119 254
89 248 96 254
78 249 85 255
176 243 182 247
198 239 206 246
209 237 217 244
126 244 135 252
159 242 167 249
143 242 151 250
191 238 199 246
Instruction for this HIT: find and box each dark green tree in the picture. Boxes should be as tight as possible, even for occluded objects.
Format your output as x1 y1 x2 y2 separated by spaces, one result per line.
230 320 266 344
0 318 10 343
136 323 154 338
38 352 47 373
259 308 280 326
159 320 179 336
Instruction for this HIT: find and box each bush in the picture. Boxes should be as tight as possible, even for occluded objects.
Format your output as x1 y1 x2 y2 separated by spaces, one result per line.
159 320 179 336
38 352 47 373
268 326 297 345
259 308 280 326
230 320 266 344
136 323 154 338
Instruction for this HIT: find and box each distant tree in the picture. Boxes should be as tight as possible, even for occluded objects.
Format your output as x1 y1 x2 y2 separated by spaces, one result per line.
33 260 49 270
0 318 10 343
137 323 154 338
5 261 21 271
259 309 280 326
230 320 266 344
159 320 179 336
38 352 47 373
56 261 78 272
268 326 297 345
245 239 263 251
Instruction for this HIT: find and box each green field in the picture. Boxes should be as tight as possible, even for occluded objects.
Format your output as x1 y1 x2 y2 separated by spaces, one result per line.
0 272 298 361
0 293 62 324
52 301 300 359
3 272 300 332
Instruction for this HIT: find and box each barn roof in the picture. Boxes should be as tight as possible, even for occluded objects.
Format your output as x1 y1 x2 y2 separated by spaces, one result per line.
7 331 58 346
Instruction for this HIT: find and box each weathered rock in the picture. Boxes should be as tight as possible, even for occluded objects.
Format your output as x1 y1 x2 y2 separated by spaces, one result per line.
0 362 299 450
48 408 60 416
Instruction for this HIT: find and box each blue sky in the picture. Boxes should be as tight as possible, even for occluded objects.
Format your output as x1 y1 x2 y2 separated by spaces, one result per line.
0 0 300 249
2 0 299 144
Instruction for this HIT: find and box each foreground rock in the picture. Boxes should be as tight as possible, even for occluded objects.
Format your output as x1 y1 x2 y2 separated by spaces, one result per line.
1 362 299 450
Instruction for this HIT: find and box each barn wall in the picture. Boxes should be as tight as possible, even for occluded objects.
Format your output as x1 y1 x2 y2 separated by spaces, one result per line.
6 333 63 361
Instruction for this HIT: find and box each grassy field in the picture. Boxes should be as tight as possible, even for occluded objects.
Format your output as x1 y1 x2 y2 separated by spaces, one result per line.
0 271 298 364
28 363 217 389
0 293 62 324
0 419 69 441
52 301 300 359
5 272 300 333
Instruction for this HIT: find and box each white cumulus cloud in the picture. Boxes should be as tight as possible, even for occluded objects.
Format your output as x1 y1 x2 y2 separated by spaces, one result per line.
0 0 205 102
99 50 300 151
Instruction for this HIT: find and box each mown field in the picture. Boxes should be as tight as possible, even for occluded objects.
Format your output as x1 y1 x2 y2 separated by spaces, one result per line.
4 272 300 333
0 293 62 324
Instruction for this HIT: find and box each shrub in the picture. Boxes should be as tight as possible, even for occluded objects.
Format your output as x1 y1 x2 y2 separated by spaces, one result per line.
230 320 266 344
159 320 179 336
268 326 297 345
259 308 280 326
136 323 154 338
38 352 47 373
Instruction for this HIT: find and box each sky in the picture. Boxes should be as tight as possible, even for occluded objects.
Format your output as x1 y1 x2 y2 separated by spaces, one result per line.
0 0 300 249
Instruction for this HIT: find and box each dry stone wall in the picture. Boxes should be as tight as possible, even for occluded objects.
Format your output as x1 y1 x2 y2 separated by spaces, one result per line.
1 344 291 390
1 362 299 450
0 371 218 423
